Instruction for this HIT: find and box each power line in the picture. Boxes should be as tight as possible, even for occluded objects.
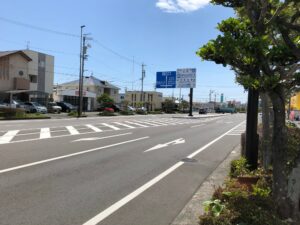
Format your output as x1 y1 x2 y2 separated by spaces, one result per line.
0 16 79 38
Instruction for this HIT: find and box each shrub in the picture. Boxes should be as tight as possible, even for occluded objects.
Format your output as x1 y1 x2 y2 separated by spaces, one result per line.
0 108 26 118
99 111 116 116
119 111 134 115
230 157 250 178
68 111 78 117
136 110 147 115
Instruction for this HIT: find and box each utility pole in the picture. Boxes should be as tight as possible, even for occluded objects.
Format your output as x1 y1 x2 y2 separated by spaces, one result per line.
78 25 85 117
78 26 92 117
140 64 145 104
188 88 193 116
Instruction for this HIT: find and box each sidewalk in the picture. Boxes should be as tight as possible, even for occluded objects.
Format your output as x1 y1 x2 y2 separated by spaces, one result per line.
171 145 241 225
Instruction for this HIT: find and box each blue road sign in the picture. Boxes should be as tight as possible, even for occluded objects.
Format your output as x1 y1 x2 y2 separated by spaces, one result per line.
156 71 176 88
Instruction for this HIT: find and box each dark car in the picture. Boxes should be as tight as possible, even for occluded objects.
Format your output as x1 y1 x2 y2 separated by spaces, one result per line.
56 102 76 112
199 108 207 114
98 104 120 112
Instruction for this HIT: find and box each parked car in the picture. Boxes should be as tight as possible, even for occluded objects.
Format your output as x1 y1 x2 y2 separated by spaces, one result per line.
56 102 76 112
0 101 8 109
127 106 136 112
47 102 62 113
98 104 120 112
24 102 48 113
199 108 207 114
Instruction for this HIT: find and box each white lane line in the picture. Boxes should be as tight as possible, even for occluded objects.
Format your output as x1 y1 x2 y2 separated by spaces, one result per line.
66 126 79 135
71 132 132 142
191 124 205 128
125 121 149 127
113 122 135 129
227 134 242 136
82 120 246 225
0 130 19 144
0 136 149 175
102 123 120 131
82 161 185 225
40 128 51 139
86 124 102 132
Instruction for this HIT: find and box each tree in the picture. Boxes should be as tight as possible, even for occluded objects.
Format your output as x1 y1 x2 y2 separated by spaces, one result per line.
97 93 114 107
179 100 189 111
198 0 300 219
163 99 175 113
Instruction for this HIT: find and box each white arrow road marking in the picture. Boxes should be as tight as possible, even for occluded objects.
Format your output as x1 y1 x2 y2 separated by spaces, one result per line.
71 132 132 142
144 138 185 152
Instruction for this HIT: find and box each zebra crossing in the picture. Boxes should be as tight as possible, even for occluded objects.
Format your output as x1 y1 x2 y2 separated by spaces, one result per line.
0 118 219 145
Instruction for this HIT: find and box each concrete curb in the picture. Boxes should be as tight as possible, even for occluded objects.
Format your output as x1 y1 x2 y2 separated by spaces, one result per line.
171 145 241 225
172 114 228 119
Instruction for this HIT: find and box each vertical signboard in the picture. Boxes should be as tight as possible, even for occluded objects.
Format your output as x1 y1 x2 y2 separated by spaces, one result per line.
176 68 196 88
156 71 176 88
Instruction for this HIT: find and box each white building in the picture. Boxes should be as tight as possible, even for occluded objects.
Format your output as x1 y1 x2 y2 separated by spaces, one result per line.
53 76 119 111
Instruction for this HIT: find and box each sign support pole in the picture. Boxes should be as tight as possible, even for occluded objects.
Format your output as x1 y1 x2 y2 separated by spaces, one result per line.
189 88 193 116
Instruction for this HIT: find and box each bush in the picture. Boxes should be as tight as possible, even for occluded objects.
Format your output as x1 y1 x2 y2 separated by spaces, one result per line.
0 108 26 118
68 111 78 117
136 110 147 115
119 111 134 115
230 157 250 178
99 111 116 116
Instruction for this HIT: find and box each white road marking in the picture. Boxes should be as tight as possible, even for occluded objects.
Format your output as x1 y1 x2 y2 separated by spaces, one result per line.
0 136 149 174
86 124 102 132
82 161 185 225
113 122 135 129
40 128 51 139
191 124 205 128
66 126 79 135
0 130 19 144
102 123 120 130
83 120 246 225
71 132 132 142
125 121 148 127
144 138 186 152
131 120 160 127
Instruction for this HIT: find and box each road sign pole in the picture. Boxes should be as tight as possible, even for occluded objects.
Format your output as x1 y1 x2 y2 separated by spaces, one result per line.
189 88 193 116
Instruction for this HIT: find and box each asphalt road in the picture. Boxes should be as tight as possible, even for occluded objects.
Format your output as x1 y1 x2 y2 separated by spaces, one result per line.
0 114 245 225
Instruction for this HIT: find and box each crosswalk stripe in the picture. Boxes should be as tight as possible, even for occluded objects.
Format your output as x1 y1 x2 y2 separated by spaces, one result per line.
125 121 149 127
0 130 19 144
86 124 102 132
131 120 160 126
102 123 120 130
40 128 51 139
141 120 169 125
113 122 135 129
66 126 79 135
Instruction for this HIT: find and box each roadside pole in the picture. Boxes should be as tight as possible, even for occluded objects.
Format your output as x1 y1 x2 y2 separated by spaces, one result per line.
189 88 193 116
245 88 259 170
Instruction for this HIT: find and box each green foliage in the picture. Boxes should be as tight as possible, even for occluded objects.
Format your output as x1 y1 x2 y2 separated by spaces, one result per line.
252 184 271 198
285 127 300 174
97 93 114 107
119 110 134 115
163 99 176 113
230 157 250 178
99 111 116 116
203 199 225 217
68 111 78 117
0 108 26 118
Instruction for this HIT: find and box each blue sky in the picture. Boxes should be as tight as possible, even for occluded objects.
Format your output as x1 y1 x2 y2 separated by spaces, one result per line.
0 0 247 103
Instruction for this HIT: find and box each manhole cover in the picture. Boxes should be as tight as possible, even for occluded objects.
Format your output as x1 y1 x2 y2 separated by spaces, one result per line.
181 158 198 163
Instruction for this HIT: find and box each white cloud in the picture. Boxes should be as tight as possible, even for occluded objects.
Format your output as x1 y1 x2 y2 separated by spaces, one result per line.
156 0 210 13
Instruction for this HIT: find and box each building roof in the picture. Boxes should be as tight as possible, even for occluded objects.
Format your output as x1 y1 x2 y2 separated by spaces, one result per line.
0 51 32 61
60 76 120 90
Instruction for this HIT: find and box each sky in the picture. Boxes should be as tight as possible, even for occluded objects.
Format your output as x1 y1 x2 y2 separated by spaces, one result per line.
0 0 247 103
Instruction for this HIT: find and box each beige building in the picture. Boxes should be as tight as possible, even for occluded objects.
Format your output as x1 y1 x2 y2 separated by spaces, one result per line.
53 76 119 111
0 50 54 104
125 91 163 111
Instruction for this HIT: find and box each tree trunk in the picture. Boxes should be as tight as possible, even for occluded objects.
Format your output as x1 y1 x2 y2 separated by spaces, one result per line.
260 92 272 169
269 86 294 219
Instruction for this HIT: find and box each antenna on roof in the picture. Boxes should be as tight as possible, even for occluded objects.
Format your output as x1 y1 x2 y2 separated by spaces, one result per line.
26 41 30 50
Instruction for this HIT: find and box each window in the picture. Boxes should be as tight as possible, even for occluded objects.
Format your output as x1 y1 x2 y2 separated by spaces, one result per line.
29 75 37 83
